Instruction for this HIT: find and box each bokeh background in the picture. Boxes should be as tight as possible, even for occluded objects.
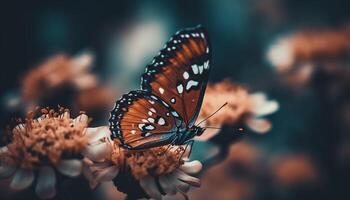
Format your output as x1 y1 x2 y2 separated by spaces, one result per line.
1 0 350 200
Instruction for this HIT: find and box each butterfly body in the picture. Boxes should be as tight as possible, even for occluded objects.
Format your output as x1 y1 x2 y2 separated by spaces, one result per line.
175 126 205 145
109 25 211 150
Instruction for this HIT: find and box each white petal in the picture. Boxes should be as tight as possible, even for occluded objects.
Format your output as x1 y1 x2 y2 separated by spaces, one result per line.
253 100 279 117
173 169 200 187
83 164 99 189
57 159 83 177
89 161 114 173
246 117 272 134
83 142 109 162
13 123 26 134
159 175 177 195
0 147 16 178
95 166 119 182
249 92 267 106
73 114 88 125
10 168 34 190
60 112 70 119
85 127 100 142
73 74 98 90
166 173 190 193
0 146 8 153
179 160 202 174
250 93 279 117
140 176 162 199
85 126 110 144
0 163 16 179
35 166 56 199
72 52 94 72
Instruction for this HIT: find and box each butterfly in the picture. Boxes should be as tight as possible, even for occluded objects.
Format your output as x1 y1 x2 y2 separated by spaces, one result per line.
109 25 211 150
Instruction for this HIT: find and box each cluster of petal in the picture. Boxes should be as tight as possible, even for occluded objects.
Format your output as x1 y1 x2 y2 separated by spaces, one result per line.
0 109 88 199
197 80 278 140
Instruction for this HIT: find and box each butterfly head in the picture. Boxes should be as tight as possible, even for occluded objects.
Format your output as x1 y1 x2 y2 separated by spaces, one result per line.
192 126 206 137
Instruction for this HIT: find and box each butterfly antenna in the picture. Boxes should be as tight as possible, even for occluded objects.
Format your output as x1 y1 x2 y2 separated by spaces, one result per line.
203 126 222 129
196 102 228 126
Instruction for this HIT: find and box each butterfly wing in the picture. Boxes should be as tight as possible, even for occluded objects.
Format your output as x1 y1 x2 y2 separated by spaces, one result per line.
141 25 211 127
109 90 181 150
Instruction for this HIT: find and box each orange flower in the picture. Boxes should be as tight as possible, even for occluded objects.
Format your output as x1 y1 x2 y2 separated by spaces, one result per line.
197 80 278 141
272 154 318 186
83 126 202 199
0 108 89 199
21 52 96 103
267 27 350 87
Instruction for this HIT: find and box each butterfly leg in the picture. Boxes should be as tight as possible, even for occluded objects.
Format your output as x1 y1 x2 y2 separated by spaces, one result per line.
179 140 194 161
161 135 178 155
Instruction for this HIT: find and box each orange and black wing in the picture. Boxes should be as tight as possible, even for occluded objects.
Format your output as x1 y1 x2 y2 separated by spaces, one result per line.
109 90 181 149
141 25 211 127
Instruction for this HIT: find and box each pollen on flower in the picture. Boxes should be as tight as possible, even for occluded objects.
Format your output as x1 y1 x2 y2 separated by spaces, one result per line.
5 107 88 169
127 147 184 180
109 144 185 180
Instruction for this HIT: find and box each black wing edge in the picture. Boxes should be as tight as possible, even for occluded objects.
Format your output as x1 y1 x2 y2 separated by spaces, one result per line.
140 24 212 91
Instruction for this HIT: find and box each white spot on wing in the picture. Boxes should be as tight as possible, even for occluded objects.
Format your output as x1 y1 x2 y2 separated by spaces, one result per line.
171 111 179 117
177 84 184 94
158 117 165 125
138 124 145 130
204 60 209 69
199 65 204 74
159 87 164 94
150 108 156 113
191 64 199 74
170 98 176 104
186 80 199 90
145 132 151 137
145 125 155 130
183 71 189 79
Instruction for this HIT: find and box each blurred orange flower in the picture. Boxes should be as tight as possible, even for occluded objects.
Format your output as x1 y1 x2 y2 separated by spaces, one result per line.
267 27 350 87
21 52 97 107
272 154 318 186
197 80 278 140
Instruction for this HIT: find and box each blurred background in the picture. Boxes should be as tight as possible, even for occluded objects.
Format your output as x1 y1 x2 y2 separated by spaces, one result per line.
1 0 350 199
